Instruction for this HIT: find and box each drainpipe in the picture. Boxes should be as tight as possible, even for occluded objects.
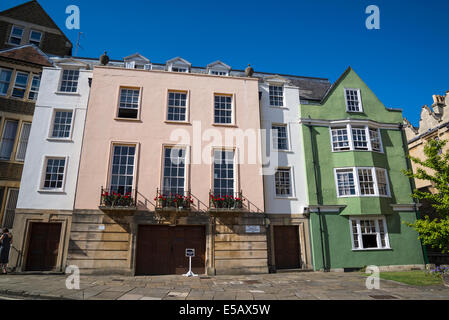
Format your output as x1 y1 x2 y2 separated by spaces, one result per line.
306 117 328 272
399 123 429 265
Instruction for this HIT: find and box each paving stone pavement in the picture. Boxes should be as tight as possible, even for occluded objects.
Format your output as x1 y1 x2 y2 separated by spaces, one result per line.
0 272 448 300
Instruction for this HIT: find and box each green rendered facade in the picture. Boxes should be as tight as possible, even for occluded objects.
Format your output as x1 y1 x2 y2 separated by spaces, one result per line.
300 67 426 271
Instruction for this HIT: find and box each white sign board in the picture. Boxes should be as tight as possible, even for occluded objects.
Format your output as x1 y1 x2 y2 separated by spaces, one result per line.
245 225 261 233
185 248 195 257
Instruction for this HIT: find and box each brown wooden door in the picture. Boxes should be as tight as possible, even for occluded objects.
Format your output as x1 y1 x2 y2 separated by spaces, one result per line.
25 223 62 271
136 225 205 275
273 226 301 270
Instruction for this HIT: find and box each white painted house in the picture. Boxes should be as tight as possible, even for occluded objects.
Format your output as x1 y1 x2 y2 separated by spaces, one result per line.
16 58 92 210
259 74 330 271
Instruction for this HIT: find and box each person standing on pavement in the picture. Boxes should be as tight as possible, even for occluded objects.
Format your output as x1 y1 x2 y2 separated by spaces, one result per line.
0 228 12 274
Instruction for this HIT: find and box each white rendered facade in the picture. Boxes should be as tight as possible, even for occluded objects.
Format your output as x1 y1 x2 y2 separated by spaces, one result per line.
260 77 308 214
16 58 92 210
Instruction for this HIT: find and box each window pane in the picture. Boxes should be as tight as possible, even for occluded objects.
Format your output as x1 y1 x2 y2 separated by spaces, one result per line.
0 120 19 160
213 150 234 197
336 169 356 196
272 125 288 150
12 72 29 99
118 88 139 119
110 146 135 194
369 128 381 152
275 168 291 196
331 128 349 151
43 158 65 190
345 89 362 112
162 147 186 195
60 69 79 92
167 91 187 121
51 110 73 138
214 95 232 124
352 128 368 150
16 122 31 161
0 69 12 95
2 188 19 229
28 75 41 100
376 169 388 196
358 169 375 195
269 85 284 107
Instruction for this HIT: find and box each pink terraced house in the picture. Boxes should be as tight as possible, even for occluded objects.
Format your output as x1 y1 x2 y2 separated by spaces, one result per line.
69 55 266 276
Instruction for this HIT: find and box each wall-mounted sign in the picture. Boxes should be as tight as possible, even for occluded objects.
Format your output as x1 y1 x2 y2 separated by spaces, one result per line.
185 248 195 257
245 225 261 233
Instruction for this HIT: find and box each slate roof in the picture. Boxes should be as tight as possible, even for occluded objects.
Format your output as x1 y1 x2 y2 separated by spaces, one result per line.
0 44 53 67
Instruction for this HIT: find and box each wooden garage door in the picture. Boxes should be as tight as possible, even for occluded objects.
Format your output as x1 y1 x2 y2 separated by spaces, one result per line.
273 226 301 270
136 225 205 276
26 223 62 271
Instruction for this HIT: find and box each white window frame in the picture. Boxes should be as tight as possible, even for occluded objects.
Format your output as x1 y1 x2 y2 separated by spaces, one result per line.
161 145 188 196
274 167 294 198
58 68 80 94
116 87 141 120
209 69 228 76
107 143 138 194
211 148 237 197
166 90 189 123
344 88 363 113
271 123 290 151
28 74 41 101
48 109 75 141
15 121 31 161
39 156 69 193
334 167 391 198
330 125 383 153
213 93 235 125
268 84 285 107
349 216 390 250
11 71 29 99
8 25 24 45
29 30 43 46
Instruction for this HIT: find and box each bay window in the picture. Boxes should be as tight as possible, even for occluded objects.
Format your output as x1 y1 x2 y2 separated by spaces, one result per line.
335 167 390 197
330 124 383 152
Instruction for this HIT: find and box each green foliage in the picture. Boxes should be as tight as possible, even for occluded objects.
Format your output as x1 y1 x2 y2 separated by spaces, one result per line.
402 138 449 253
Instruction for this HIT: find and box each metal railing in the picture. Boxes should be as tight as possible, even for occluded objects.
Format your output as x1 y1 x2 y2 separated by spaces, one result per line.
209 191 245 210
154 189 193 210
100 187 137 208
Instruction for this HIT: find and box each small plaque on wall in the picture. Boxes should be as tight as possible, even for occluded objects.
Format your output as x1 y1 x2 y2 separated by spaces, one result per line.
245 225 261 233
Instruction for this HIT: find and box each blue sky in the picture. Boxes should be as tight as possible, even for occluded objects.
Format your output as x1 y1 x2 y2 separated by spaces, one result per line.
2 0 448 126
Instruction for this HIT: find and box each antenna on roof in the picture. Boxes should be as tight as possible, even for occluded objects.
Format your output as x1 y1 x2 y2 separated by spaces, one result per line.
74 32 84 57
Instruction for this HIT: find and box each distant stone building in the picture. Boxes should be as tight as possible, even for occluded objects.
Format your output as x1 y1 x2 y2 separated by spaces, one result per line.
404 91 449 264
0 0 72 57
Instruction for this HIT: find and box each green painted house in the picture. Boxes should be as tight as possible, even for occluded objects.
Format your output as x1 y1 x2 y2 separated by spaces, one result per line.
300 67 426 271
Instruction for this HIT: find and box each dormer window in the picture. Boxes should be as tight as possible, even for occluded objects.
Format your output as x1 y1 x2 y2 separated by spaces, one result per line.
123 53 150 70
29 30 43 46
9 26 24 45
207 61 231 76
345 88 363 112
167 57 191 73
172 67 188 73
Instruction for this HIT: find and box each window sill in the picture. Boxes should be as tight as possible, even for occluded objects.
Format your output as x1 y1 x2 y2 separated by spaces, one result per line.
212 123 238 128
332 149 384 154
55 91 80 96
38 189 66 194
46 138 74 143
164 120 191 125
273 149 293 153
114 117 142 122
269 106 288 110
275 196 297 200
352 248 392 252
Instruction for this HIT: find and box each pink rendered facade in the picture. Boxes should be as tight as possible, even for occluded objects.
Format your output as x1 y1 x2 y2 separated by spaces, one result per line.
74 66 264 212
